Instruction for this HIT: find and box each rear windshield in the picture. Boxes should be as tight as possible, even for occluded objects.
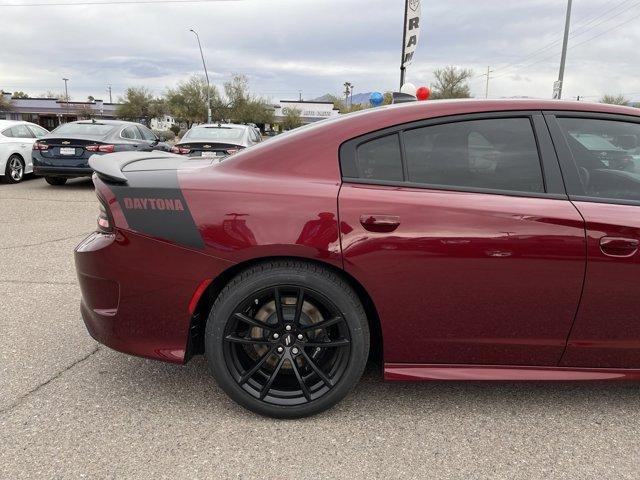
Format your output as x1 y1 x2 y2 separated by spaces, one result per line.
52 123 115 136
183 126 244 141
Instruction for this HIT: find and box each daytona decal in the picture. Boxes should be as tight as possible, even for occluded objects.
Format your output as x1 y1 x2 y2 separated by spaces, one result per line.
109 170 205 250
123 197 185 211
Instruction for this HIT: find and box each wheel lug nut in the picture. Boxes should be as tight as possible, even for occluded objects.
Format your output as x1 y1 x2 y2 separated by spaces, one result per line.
277 346 284 353
297 334 304 340
273 333 279 339
285 325 292 331
292 347 299 355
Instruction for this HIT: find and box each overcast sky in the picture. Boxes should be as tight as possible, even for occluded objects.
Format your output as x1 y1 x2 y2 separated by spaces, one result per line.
1 0 640 103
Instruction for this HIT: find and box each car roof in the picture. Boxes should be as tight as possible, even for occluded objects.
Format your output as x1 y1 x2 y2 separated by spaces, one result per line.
65 119 138 126
191 123 249 129
270 98 640 144
357 98 640 124
0 119 36 127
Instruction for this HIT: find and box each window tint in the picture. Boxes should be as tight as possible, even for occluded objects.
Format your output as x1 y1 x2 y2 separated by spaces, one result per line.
121 126 142 140
137 125 157 141
10 125 35 138
354 133 403 182
1 128 13 137
558 117 640 202
403 118 544 193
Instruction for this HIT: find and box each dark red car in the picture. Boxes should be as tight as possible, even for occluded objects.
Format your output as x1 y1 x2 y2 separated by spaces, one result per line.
75 100 640 418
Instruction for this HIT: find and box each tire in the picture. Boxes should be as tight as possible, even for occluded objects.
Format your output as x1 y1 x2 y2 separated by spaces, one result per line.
45 176 67 186
205 260 369 418
3 155 25 184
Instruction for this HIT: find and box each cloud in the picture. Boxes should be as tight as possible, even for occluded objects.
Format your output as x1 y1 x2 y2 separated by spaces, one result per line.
1 0 639 102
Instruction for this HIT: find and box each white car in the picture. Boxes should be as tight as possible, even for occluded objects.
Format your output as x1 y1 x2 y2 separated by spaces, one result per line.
0 120 49 183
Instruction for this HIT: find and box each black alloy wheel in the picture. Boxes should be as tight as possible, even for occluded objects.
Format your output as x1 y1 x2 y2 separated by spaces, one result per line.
206 261 369 418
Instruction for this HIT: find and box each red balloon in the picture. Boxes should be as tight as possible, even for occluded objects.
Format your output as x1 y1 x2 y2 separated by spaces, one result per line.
416 86 430 101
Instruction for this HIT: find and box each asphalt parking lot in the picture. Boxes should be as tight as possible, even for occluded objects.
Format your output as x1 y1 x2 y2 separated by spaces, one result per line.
1 177 639 479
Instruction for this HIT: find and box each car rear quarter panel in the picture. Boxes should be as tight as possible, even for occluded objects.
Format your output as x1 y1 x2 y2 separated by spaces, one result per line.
179 129 346 268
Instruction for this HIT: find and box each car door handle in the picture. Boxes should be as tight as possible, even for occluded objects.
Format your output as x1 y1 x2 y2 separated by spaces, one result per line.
359 215 400 233
599 237 640 257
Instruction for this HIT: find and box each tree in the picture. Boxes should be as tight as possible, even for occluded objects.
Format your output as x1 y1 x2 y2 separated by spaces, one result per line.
166 75 221 127
0 93 12 112
87 95 95 102
430 66 474 99
76 104 95 120
12 91 28 99
116 87 165 123
343 82 353 108
223 74 274 125
281 107 302 130
322 93 366 113
600 94 629 106
39 91 69 101
383 92 394 105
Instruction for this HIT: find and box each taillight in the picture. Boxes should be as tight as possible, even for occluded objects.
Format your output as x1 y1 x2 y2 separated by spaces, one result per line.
226 148 240 155
86 144 115 153
97 198 113 233
170 146 191 154
33 142 49 151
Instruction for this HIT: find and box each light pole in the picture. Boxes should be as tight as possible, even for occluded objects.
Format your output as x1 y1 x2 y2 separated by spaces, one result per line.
482 66 493 99
62 77 70 121
190 28 212 123
555 0 572 99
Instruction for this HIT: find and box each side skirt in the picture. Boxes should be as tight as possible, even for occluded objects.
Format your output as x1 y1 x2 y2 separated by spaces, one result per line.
384 363 640 381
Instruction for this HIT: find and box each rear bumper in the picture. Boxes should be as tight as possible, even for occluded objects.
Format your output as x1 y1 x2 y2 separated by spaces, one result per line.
33 153 92 177
33 166 93 178
74 229 233 364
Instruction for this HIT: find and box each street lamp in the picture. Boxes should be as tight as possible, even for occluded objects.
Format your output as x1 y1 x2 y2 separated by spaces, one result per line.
62 77 70 121
189 28 212 123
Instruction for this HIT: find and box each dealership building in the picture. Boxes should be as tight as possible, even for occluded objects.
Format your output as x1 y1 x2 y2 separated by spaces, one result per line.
273 100 340 125
0 92 119 130
1 93 341 131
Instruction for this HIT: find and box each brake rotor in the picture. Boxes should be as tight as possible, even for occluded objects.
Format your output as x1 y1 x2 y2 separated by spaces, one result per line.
245 296 324 369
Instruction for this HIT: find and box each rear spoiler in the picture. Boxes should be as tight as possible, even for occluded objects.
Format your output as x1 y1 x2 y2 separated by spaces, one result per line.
88 151 186 184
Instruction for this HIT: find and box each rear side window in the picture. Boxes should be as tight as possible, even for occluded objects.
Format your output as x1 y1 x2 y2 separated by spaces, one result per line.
353 133 403 182
121 126 142 140
558 117 640 202
28 125 48 138
137 125 157 141
403 118 544 193
10 125 35 139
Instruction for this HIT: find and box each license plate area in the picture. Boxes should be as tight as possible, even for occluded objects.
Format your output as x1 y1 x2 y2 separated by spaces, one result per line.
201 151 219 158
60 147 76 155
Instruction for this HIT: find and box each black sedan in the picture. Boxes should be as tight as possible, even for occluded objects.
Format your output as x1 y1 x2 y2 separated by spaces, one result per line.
33 119 170 185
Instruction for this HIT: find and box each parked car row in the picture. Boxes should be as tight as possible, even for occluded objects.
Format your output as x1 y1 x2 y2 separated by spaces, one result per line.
1 119 262 185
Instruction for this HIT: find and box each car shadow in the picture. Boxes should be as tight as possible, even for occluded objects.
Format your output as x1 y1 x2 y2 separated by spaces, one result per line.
56 177 95 190
103 350 640 420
